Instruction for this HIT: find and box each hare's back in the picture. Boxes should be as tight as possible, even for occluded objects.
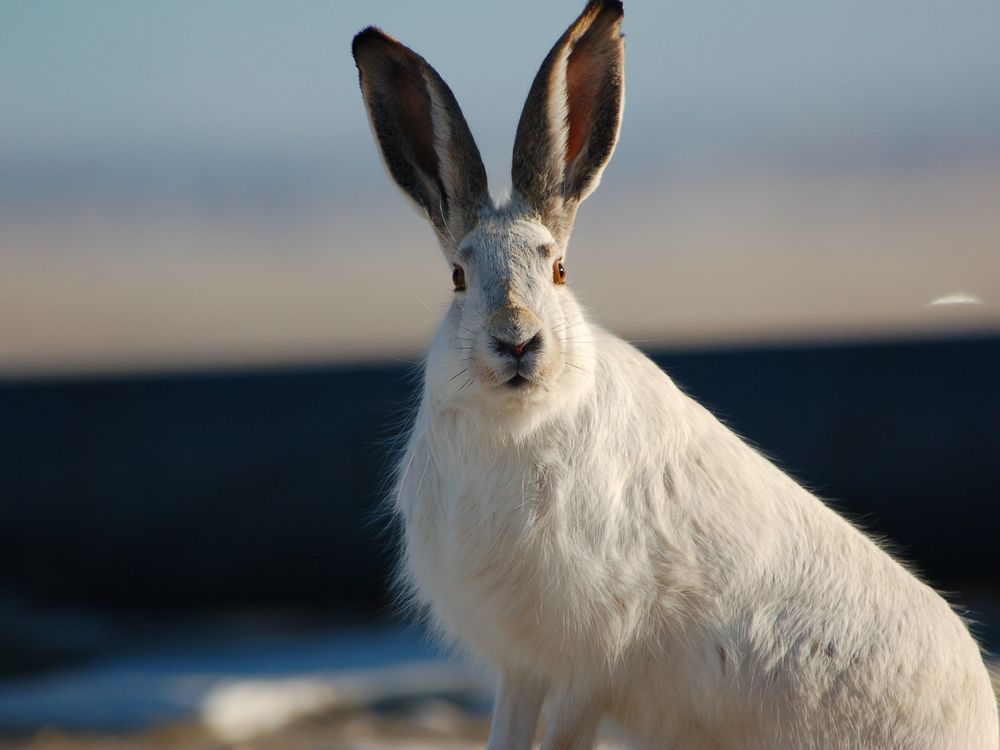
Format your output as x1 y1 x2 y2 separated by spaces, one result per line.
591 331 997 746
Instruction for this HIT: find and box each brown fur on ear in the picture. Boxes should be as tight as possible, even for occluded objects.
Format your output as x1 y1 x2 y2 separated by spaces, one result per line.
354 28 444 211
564 4 624 194
353 27 488 249
512 0 624 245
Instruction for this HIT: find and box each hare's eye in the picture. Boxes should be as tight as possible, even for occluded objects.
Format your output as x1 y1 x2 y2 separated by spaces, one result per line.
452 265 466 291
553 259 567 285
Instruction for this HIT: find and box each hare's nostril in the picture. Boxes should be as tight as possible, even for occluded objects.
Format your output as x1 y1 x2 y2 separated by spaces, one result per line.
492 337 517 358
493 332 542 360
522 332 542 355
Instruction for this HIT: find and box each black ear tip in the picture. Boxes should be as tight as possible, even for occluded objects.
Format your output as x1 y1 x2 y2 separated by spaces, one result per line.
351 26 393 61
587 0 624 18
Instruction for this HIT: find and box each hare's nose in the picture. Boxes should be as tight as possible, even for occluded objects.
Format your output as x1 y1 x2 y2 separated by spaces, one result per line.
493 332 542 360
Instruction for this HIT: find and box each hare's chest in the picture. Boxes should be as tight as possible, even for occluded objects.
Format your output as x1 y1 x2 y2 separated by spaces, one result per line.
401 442 552 584
398 434 667 674
397 440 576 660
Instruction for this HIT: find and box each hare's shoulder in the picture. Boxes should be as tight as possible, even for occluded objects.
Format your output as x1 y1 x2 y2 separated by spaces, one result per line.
590 327 685 397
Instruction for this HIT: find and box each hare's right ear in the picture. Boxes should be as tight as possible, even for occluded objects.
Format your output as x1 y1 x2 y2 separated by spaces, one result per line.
352 28 489 253
512 0 624 246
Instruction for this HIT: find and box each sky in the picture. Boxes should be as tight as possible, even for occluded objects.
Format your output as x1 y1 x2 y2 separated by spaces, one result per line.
1 1 999 373
3 0 999 178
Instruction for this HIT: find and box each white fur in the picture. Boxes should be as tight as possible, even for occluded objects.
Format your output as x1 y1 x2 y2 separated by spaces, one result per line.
360 8 999 749
399 314 998 746
390 210 999 748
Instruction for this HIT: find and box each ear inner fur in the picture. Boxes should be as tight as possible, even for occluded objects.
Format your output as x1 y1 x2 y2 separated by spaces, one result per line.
352 27 488 250
563 9 624 201
511 0 624 244
391 58 448 214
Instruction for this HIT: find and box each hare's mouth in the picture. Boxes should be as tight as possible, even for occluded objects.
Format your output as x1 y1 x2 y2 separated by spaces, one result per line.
505 373 531 389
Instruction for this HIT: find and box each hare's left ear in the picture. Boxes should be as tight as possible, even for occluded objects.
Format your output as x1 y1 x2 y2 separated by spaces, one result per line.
352 28 489 254
511 0 624 246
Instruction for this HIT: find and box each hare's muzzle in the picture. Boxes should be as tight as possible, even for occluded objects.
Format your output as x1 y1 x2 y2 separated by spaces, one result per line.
488 307 542 360
492 331 543 361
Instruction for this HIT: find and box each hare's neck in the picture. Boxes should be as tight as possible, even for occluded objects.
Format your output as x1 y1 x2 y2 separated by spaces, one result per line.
424 369 594 443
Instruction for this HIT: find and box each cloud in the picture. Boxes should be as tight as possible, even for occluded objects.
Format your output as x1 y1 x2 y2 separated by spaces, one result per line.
928 292 984 307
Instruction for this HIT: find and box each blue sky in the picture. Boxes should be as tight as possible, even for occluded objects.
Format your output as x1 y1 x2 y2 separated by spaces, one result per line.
2 0 999 191
1 1 999 371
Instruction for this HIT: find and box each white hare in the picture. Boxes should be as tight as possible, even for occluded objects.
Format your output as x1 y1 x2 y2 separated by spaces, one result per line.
351 1 998 747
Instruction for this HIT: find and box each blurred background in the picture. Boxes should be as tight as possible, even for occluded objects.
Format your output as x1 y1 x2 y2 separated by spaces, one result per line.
1 0 998 746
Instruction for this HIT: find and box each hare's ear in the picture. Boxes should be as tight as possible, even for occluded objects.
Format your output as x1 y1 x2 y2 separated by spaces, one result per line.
511 0 624 245
352 28 489 252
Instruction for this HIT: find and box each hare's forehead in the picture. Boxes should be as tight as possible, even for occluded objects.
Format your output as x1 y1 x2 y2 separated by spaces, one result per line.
458 215 555 265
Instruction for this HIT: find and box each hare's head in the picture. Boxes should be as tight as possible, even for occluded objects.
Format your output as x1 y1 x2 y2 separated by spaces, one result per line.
353 0 624 418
